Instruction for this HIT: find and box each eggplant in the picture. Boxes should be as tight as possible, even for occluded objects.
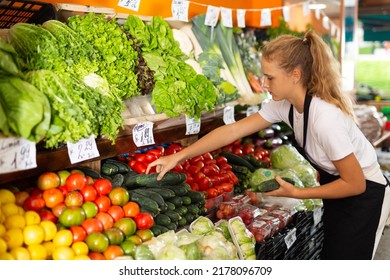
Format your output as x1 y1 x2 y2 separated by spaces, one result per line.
258 128 274 139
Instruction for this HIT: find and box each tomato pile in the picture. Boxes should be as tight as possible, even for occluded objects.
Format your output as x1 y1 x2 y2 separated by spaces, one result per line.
0 170 154 260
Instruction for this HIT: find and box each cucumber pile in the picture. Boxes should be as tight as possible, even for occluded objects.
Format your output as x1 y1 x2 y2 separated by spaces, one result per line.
120 171 207 237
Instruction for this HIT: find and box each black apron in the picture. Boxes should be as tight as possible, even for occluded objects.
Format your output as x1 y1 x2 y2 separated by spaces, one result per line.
288 94 386 260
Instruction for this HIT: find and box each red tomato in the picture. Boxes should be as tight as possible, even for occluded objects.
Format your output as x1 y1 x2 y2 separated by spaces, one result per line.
132 161 147 174
134 153 147 162
232 148 243 156
209 175 221 187
23 195 45 212
93 178 113 196
190 182 199 191
187 165 200 175
147 148 163 158
185 175 194 184
134 212 154 230
202 152 213 160
172 163 184 173
242 143 255 155
193 172 206 182
201 164 220 176
198 176 212 191
128 159 136 169
215 156 228 166
65 173 87 191
220 182 234 193
64 190 84 207
58 185 69 196
80 185 98 202
95 196 111 213
42 188 64 209
226 171 239 185
107 205 125 222
219 163 232 171
122 201 140 218
70 225 87 243
88 252 106 260
52 202 67 218
189 155 204 165
95 212 115 230
204 159 217 166
37 172 61 191
82 218 104 234
145 153 158 163
39 209 57 223
206 187 219 198
29 188 43 197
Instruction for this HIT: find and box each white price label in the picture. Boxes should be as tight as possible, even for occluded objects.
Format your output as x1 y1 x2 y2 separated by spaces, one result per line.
185 115 201 135
284 227 297 249
0 137 36 174
237 9 246 28
260 9 272 27
282 6 290 22
133 122 155 147
313 207 323 227
117 0 140 12
302 2 310 16
246 105 259 117
223 106 235 124
67 135 100 164
221 7 233 28
204 5 220 27
171 0 189 22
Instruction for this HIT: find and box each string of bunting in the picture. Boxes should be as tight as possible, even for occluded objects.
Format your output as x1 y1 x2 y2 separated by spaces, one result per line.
117 0 340 39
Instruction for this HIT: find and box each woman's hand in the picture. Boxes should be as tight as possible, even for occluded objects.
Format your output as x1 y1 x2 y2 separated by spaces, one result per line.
263 176 299 198
145 153 181 180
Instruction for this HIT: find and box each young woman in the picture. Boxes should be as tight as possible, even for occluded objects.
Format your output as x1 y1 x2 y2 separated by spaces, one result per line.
146 30 390 260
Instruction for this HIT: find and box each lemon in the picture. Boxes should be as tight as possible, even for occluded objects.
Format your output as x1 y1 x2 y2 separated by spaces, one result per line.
27 244 47 260
73 255 90 260
23 224 45 246
0 189 16 204
17 206 25 215
0 252 15 260
3 228 23 249
0 224 6 237
0 238 7 254
10 247 31 260
4 214 26 230
1 203 19 218
72 241 89 256
40 220 57 242
52 246 75 260
53 229 73 247
42 241 55 260
24 210 41 225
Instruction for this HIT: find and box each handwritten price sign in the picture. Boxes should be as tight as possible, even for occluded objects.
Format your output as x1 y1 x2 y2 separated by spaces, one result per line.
185 115 201 135
133 122 155 147
0 137 37 174
67 135 100 164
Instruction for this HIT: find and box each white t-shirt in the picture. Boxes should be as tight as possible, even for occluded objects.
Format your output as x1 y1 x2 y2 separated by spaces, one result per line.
259 97 385 184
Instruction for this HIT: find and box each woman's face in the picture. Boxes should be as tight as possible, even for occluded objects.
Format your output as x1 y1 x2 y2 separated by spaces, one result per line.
261 58 295 101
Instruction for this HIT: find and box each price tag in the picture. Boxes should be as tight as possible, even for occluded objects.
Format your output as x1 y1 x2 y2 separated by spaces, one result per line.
133 122 155 147
284 227 297 250
313 207 323 227
246 105 259 117
223 106 235 125
221 8 233 28
67 135 100 164
282 6 290 22
204 5 220 27
0 137 36 174
260 9 272 27
302 2 310 16
117 0 140 12
185 115 201 135
315 8 321 20
237 9 246 28
171 0 189 22
322 16 330 30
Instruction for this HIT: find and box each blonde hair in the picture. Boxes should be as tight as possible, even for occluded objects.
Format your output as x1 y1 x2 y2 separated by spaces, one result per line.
261 30 355 117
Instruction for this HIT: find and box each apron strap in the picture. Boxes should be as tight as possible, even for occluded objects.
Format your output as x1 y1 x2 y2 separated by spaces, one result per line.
288 93 312 149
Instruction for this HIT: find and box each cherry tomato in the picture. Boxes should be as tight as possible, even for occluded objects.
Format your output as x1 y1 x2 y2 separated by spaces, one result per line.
134 212 154 229
232 148 243 156
242 143 255 155
219 163 232 171
226 170 239 185
214 185 225 196
193 172 206 182
172 163 184 173
65 173 87 191
93 178 112 196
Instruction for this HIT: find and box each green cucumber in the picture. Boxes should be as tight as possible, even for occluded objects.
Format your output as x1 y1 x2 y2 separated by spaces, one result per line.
112 173 125 187
135 172 186 187
155 213 171 226
165 201 176 211
163 210 182 222
122 171 140 189
168 196 183 207
219 152 256 172
181 196 191 205
105 159 132 173
253 177 295 192
165 222 177 231
186 190 205 203
145 187 176 200
101 162 119 176
129 191 160 212
165 183 189 196
174 205 188 216
186 204 200 215
132 188 165 210
150 224 169 236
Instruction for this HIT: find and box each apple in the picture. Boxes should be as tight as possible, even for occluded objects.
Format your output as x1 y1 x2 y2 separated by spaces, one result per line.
65 190 84 207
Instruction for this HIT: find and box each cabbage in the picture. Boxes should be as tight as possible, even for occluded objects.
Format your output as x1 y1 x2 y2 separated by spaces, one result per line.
133 244 155 260
290 164 320 187
198 234 230 260
249 168 277 188
270 145 307 169
179 241 202 260
190 216 214 235
276 169 305 188
157 245 187 260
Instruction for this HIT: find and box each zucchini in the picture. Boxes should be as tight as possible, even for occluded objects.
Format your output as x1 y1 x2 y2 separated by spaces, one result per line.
135 172 186 187
145 187 176 200
155 213 171 226
253 177 295 192
132 188 165 210
111 173 125 187
105 159 132 173
72 166 102 179
129 191 160 212
219 152 256 172
101 162 119 176
163 210 182 222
